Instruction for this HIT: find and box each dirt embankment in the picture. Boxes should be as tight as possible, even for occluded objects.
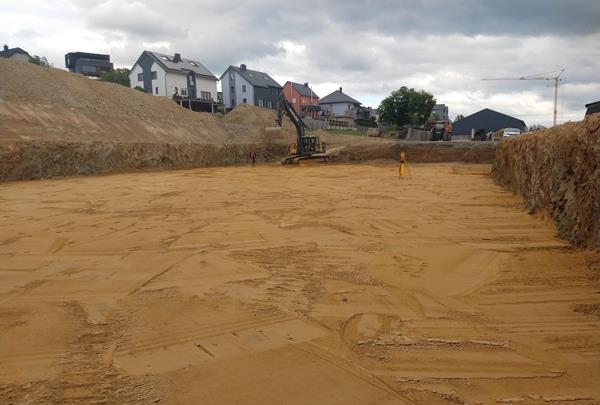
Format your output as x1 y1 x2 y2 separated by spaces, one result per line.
0 59 494 180
492 115 600 250
0 60 293 181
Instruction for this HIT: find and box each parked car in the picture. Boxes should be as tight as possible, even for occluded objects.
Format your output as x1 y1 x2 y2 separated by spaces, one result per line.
502 128 521 137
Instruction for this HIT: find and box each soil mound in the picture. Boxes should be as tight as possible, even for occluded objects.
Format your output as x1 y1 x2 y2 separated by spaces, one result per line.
0 60 291 180
492 115 600 250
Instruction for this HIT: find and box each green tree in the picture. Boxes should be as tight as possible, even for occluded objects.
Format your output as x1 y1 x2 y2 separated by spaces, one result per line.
454 114 465 122
378 86 436 127
29 55 51 67
99 68 130 87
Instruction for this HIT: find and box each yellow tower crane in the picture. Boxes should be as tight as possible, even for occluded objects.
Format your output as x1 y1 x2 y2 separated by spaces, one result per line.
482 69 565 127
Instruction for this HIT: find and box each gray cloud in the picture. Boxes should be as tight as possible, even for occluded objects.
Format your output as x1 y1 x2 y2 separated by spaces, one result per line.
1 0 598 126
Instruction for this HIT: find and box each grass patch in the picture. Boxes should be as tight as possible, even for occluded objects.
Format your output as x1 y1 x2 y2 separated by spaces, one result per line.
312 129 368 137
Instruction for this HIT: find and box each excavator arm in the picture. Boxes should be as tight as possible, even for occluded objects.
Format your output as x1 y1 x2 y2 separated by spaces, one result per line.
277 92 306 154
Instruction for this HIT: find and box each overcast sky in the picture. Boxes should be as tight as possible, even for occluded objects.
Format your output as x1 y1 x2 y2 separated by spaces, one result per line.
2 0 599 126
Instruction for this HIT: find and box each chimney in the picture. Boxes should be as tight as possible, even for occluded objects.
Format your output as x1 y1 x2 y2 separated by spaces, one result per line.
173 53 181 63
304 82 309 87
3 44 8 52
339 86 343 93
240 64 247 71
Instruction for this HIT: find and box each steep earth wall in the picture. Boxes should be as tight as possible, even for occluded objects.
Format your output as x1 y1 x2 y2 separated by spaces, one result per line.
492 115 600 250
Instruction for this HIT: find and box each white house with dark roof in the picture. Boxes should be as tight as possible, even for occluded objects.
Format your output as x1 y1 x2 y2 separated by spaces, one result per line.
0 44 31 62
129 51 218 101
220 64 282 110
319 87 362 118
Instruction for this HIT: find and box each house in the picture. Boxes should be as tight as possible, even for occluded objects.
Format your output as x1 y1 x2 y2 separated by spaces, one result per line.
282 81 319 117
585 101 600 116
0 44 30 62
129 51 218 103
65 52 113 78
431 104 449 121
453 108 527 136
220 64 282 110
319 87 362 118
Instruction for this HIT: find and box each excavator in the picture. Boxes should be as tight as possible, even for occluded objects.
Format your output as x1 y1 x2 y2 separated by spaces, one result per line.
276 93 328 164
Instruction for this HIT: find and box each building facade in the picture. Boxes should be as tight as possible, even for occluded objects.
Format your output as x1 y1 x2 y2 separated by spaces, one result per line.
220 64 282 110
452 108 527 136
0 44 30 62
129 51 218 101
282 81 319 116
65 52 113 77
319 87 362 118
431 104 449 121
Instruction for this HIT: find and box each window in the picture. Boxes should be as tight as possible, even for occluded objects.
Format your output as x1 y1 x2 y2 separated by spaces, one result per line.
258 99 264 107
181 89 187 96
243 98 247 103
268 101 273 109
200 91 211 100
155 87 159 95
174 87 178 94
81 65 96 73
230 72 234 80
242 85 246 93
292 98 296 103
230 86 234 93
190 62 198 67
188 76 193 85
248 73 254 78
151 71 157 80
162 56 170 61
137 73 143 82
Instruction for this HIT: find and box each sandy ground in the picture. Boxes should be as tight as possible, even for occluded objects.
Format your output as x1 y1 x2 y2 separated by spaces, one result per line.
1 163 599 405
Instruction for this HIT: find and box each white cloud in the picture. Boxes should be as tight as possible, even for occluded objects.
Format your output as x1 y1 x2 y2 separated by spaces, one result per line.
1 0 598 127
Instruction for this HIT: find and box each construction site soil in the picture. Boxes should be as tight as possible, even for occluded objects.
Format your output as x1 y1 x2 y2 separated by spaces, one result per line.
1 164 599 404
1 59 599 404
0 60 494 181
493 115 600 250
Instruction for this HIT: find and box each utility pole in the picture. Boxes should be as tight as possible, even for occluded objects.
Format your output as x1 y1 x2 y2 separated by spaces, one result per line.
482 69 564 126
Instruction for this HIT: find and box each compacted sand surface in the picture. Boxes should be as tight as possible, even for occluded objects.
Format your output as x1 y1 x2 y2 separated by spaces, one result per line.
1 163 599 404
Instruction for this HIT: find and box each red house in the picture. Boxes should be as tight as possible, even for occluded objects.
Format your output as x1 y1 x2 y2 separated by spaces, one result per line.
282 81 320 118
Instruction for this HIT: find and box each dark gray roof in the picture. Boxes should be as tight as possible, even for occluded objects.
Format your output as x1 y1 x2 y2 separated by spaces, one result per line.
145 51 217 80
0 47 30 59
289 81 319 98
222 65 282 89
319 89 361 105
453 108 526 135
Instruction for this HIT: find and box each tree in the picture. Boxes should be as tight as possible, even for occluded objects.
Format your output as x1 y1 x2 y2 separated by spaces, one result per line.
378 86 436 127
29 55 51 67
454 114 465 122
528 124 546 131
99 68 130 87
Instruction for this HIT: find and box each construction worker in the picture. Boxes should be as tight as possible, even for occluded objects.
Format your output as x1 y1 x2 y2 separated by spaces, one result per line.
249 147 257 167
399 151 407 178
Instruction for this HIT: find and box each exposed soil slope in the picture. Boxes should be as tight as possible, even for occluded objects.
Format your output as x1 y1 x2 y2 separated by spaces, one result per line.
493 115 600 250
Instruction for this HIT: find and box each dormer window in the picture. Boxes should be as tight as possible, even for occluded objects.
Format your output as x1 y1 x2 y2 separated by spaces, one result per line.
248 73 253 77
162 56 170 61
190 62 198 67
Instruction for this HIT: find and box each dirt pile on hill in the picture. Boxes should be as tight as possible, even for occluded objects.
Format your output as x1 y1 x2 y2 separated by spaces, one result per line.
493 115 600 250
223 103 296 135
0 60 292 180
